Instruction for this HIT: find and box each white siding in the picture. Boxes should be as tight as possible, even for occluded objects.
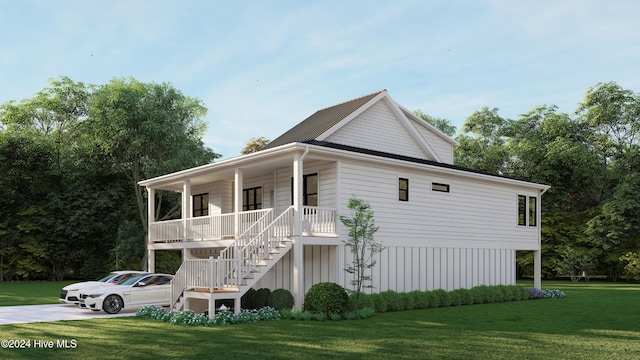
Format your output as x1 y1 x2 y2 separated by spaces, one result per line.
325 101 430 160
409 117 455 164
339 246 516 292
337 160 540 251
274 161 337 213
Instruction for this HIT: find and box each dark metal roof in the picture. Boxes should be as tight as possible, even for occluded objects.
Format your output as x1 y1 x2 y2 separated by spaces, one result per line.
300 139 546 186
263 90 385 150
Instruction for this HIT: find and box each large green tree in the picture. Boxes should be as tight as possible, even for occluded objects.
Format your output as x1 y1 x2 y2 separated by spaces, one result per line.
88 78 220 267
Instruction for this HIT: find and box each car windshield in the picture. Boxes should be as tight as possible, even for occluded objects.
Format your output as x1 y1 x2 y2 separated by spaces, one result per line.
97 272 118 282
120 275 146 286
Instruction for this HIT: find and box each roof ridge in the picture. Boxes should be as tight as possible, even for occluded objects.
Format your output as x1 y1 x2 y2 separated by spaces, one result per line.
315 89 386 112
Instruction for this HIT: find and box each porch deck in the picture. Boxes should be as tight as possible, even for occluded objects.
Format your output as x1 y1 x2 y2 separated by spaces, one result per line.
148 206 338 243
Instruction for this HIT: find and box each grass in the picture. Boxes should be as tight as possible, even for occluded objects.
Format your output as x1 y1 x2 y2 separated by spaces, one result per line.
1 281 639 359
0 280 75 306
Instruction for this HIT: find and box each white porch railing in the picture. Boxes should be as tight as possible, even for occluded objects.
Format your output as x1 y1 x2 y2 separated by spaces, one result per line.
169 205 337 310
149 209 272 242
302 206 337 235
218 206 294 287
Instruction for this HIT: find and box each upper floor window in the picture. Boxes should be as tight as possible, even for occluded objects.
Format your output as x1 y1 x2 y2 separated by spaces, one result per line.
432 182 450 193
193 193 209 217
291 173 318 206
518 194 537 227
243 187 263 211
399 178 409 201
529 196 537 227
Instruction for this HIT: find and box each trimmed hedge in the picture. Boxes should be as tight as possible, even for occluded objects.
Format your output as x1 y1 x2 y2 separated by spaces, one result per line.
268 288 295 310
345 285 534 314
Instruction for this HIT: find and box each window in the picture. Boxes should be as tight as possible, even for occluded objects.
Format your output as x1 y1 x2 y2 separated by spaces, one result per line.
529 196 537 227
399 178 409 201
291 173 318 206
193 193 209 217
432 182 450 193
243 187 263 211
518 194 538 227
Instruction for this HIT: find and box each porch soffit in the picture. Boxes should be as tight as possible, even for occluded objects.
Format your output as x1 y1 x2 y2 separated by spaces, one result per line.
139 144 338 192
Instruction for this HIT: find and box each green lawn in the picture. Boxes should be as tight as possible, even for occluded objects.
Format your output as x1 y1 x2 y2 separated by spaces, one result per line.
0 280 75 306
1 281 639 359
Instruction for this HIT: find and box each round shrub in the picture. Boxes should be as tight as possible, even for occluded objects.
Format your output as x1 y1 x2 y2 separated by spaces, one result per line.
241 288 257 309
303 282 348 315
254 288 272 308
453 288 473 305
268 288 294 310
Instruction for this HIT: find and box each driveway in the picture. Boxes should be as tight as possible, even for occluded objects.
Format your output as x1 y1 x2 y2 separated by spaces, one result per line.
0 304 139 325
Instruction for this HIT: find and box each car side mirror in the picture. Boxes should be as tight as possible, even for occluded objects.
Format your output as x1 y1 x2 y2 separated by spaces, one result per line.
136 282 146 287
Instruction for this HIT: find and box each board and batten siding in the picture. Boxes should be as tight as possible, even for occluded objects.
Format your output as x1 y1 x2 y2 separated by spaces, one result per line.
338 246 516 292
325 101 430 160
253 245 337 295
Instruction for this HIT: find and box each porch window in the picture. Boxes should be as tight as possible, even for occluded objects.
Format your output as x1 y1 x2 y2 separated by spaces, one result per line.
399 178 409 201
193 193 209 217
291 173 318 206
243 187 263 211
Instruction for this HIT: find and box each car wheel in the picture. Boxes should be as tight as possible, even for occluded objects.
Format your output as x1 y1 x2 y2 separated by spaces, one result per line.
102 295 124 314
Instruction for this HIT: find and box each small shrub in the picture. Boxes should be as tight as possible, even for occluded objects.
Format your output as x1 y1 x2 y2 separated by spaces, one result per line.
304 282 348 315
369 292 389 313
381 290 405 312
279 308 294 320
241 288 257 309
409 290 429 309
254 288 272 308
527 287 544 299
347 291 374 311
456 288 474 305
329 312 342 321
312 312 327 321
432 289 451 307
542 289 566 298
268 288 294 310
424 291 439 308
516 286 530 300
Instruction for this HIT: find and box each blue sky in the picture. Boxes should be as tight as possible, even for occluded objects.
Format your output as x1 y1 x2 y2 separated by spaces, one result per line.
1 0 639 159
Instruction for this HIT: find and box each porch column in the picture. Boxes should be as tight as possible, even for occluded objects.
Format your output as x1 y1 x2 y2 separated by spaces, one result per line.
534 249 541 289
292 152 304 310
182 180 191 243
234 168 243 238
147 187 155 272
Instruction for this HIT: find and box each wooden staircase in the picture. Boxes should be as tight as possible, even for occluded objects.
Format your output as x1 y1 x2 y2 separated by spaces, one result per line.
171 206 295 316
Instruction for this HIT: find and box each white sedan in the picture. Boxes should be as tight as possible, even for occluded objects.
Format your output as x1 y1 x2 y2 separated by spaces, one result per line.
59 271 148 304
79 273 174 314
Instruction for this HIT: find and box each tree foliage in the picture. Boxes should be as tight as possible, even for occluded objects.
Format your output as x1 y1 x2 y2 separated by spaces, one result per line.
0 77 219 280
241 136 270 154
339 197 383 311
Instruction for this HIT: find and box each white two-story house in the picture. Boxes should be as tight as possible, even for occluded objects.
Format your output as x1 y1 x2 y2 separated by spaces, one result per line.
139 90 548 316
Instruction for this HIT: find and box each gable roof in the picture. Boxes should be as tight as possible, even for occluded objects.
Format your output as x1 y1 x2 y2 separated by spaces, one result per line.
264 90 385 150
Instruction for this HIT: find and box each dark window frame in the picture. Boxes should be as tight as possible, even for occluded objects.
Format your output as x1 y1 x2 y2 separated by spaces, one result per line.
243 186 263 211
291 173 319 206
399 178 409 202
517 195 527 226
193 193 209 217
529 196 537 227
432 182 450 193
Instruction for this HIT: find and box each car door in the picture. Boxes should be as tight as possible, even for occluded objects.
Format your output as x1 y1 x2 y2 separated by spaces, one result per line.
127 275 171 306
